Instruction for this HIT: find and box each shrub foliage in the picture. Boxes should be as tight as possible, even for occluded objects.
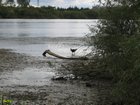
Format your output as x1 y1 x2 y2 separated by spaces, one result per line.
89 0 140 104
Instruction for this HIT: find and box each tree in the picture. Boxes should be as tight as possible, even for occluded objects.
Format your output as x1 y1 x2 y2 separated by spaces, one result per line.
5 0 15 6
0 0 2 5
89 0 140 104
37 0 39 6
17 0 30 7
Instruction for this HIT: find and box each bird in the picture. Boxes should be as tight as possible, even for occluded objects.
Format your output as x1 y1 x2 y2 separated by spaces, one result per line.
70 48 77 56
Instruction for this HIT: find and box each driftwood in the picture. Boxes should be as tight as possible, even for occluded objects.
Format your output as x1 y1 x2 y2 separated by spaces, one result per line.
42 50 88 60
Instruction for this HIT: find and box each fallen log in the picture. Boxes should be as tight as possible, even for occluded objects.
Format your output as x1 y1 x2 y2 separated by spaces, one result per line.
42 50 88 60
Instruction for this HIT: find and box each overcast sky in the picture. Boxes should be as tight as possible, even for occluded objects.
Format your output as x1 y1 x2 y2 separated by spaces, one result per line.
30 0 100 8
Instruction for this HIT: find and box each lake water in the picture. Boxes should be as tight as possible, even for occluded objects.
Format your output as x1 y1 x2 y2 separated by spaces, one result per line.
0 20 99 103
0 19 97 56
0 19 96 38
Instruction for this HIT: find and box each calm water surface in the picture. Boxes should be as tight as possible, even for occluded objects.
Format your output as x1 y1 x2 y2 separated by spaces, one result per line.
0 19 97 56
0 19 97 38
0 19 97 87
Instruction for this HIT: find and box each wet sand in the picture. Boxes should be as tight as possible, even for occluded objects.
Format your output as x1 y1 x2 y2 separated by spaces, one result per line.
0 49 98 105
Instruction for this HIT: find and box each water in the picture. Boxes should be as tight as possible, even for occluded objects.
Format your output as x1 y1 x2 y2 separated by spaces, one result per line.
0 19 96 38
0 67 55 86
0 20 98 104
0 19 97 56
0 19 97 86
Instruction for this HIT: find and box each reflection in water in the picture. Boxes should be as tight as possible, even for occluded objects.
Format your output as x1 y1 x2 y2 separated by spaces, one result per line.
0 19 97 38
0 67 55 86
0 37 91 57
0 19 95 56
0 20 97 104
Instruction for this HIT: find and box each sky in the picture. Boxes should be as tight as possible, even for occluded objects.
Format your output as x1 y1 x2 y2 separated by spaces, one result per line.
30 0 100 8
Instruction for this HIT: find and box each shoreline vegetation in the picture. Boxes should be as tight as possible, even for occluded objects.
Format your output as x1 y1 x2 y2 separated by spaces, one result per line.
0 6 101 19
0 0 140 104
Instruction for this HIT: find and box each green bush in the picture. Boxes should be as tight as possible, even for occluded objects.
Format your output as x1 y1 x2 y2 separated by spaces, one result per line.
89 1 140 104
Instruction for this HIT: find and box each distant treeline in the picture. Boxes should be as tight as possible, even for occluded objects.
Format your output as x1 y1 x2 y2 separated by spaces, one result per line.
0 6 103 19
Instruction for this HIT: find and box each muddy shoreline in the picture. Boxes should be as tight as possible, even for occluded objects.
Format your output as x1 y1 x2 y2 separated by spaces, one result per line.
0 49 100 105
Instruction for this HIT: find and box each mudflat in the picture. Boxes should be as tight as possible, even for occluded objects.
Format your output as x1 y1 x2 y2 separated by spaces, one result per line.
0 49 98 105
